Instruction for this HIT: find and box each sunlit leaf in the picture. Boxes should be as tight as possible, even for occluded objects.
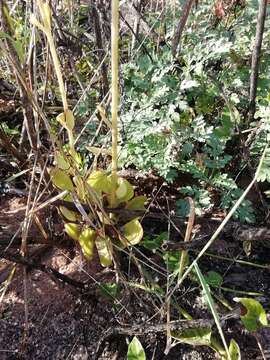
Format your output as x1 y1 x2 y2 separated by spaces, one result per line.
79 228 96 260
95 236 113 267
56 109 74 131
59 206 78 222
172 326 212 346
65 109 75 131
234 297 268 332
122 218 143 246
116 178 134 202
126 196 147 210
64 223 81 241
127 336 146 360
51 168 74 191
229 339 241 360
87 170 110 193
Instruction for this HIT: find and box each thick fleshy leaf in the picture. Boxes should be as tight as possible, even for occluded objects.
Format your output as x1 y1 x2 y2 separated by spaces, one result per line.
229 339 241 360
127 336 146 360
126 196 147 210
87 170 110 193
79 228 96 260
51 168 74 191
122 218 143 246
95 236 113 267
234 297 268 332
55 151 70 170
64 223 81 241
172 326 212 346
60 206 78 222
116 178 134 202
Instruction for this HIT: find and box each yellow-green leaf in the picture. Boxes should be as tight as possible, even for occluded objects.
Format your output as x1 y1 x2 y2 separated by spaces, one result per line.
51 168 74 191
65 223 81 241
56 110 74 131
127 336 146 360
79 228 96 260
126 196 147 211
234 297 268 332
65 109 75 131
229 339 241 360
116 178 134 202
95 236 113 267
59 206 78 222
87 170 109 193
122 218 143 246
55 151 70 170
172 326 212 346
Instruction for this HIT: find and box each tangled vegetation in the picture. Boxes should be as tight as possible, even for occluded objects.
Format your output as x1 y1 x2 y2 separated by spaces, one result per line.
0 0 270 359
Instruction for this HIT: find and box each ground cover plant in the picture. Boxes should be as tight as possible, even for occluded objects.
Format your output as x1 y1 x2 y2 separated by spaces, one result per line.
0 0 270 359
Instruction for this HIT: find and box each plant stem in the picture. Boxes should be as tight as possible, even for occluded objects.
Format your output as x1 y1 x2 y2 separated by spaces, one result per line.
111 0 119 206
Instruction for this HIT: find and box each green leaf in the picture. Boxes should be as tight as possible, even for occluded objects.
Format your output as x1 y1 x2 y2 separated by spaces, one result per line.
59 206 78 222
55 151 70 170
122 218 143 246
127 337 146 360
95 236 113 267
233 297 268 332
79 228 96 260
228 339 241 360
116 178 134 202
126 196 147 210
87 170 110 193
51 168 74 191
172 326 212 346
205 271 223 288
64 223 81 241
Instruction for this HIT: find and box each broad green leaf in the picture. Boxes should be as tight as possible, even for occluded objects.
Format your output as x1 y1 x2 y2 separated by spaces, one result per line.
127 336 146 360
95 236 113 267
234 297 268 332
55 151 70 170
59 206 78 222
116 178 134 202
51 168 74 191
205 271 223 288
87 170 110 193
172 326 212 346
122 218 143 246
65 223 81 241
79 228 96 260
228 339 241 360
126 196 147 210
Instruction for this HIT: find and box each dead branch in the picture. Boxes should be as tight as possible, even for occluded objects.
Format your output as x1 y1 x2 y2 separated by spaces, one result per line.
248 0 268 122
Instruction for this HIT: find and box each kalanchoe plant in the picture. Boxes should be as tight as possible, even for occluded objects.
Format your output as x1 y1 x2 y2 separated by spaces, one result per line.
32 0 145 267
